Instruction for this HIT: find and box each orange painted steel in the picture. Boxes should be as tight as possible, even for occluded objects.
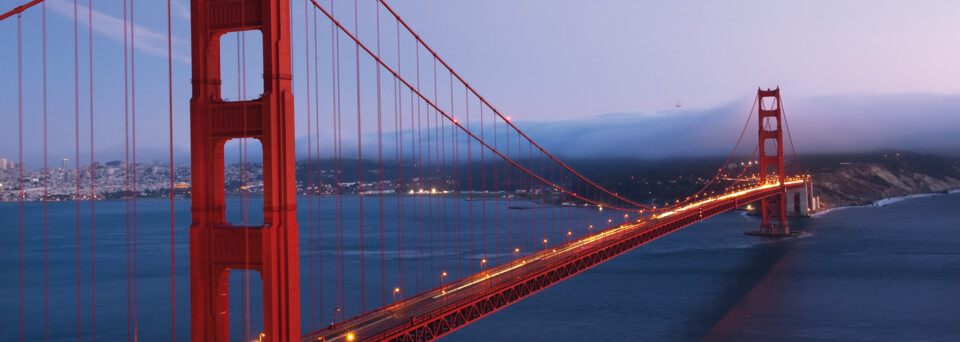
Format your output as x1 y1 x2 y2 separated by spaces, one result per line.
189 0 300 341
757 88 790 234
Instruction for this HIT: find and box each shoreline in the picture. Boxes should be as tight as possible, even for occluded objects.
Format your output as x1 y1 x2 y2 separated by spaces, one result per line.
812 188 959 217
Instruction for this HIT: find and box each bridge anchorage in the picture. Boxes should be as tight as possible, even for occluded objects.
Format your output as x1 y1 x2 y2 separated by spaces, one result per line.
745 88 809 237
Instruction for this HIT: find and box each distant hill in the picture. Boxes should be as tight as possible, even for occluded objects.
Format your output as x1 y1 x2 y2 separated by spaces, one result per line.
801 153 960 208
540 153 960 209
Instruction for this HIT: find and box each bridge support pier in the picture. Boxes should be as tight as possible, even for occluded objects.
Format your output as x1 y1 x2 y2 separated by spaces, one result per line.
189 0 300 341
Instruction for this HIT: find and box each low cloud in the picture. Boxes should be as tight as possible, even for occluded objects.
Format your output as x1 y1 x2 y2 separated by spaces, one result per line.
518 93 960 159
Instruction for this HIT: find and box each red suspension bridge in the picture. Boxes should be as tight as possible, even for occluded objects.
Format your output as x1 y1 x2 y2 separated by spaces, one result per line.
1 1 815 341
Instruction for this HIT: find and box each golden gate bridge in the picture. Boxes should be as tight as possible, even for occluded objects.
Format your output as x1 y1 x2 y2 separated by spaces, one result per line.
1 1 814 341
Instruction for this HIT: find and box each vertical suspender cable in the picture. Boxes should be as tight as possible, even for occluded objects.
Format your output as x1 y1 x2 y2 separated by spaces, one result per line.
435 87 442 284
503 114 510 258
437 84 444 285
353 0 367 313
435 98 442 282
439 81 446 281
121 0 132 338
411 89 419 292
18 14 24 342
539 150 545 246
438 67 446 284
130 1 140 336
466 87 473 275
550 147 555 247
492 108 499 265
72 1 83 340
41 3 51 341
450 73 461 278
429 58 436 285
166 0 176 339
480 105 486 265
87 1 97 338
303 0 315 331
452 115 461 278
426 60 434 290
375 0 387 308
310 8 326 323
394 18 404 300
331 0 345 319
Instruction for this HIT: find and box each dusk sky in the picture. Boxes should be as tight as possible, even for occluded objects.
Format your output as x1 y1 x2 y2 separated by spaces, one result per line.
1 0 958 168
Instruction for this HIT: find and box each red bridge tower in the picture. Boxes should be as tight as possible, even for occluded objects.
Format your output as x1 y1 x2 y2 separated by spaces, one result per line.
189 0 300 341
756 88 791 235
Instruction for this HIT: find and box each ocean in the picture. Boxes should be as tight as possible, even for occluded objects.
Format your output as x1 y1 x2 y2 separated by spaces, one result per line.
1 192 958 341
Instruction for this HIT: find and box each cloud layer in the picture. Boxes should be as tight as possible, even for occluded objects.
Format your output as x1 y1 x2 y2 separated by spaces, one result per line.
516 93 960 159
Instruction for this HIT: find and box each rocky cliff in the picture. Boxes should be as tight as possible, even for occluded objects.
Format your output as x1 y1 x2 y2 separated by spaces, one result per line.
808 153 960 208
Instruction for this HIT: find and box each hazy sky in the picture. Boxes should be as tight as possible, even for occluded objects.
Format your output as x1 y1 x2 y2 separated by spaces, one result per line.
1 0 958 168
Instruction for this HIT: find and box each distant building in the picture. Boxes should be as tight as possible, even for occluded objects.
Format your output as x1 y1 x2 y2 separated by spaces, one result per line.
0 158 7 169
62 158 69 170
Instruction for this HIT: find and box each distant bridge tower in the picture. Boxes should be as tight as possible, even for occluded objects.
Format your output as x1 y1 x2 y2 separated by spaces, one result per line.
189 0 300 341
756 88 790 235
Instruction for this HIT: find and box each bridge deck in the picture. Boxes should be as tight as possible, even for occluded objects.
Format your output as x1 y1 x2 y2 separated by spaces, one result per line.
304 181 806 342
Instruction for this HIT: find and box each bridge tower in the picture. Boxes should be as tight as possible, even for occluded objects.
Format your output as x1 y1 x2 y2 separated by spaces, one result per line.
756 88 790 235
189 0 299 341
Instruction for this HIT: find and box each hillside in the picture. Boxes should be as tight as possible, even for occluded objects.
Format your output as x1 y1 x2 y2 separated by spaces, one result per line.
555 153 960 210
805 153 960 208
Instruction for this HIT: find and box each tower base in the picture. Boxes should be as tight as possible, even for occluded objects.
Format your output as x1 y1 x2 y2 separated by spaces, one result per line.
745 225 804 237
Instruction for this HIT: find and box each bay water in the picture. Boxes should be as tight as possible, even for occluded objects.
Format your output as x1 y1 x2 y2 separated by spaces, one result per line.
2 192 958 341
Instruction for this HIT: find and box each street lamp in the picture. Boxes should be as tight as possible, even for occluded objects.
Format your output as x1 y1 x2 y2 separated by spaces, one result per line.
543 238 548 250
480 259 487 272
514 248 519 260
441 272 447 293
334 307 342 324
567 231 572 242
393 287 400 304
